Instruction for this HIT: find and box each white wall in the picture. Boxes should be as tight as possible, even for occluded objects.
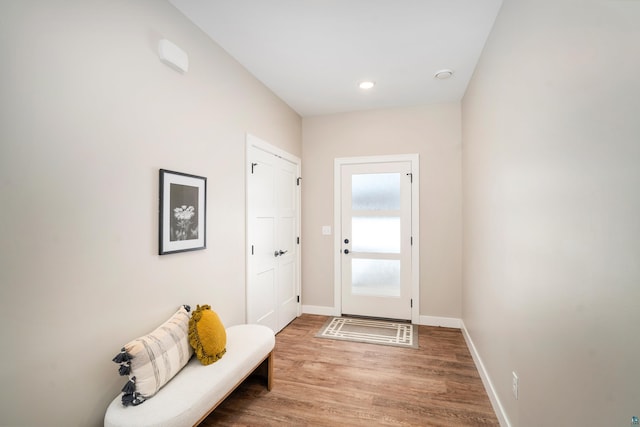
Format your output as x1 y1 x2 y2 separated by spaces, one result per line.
0 1 300 426
302 104 462 320
462 1 640 425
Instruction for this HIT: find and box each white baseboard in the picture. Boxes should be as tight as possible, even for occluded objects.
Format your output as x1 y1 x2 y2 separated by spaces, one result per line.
301 305 337 316
301 308 463 328
460 320 511 427
418 315 462 328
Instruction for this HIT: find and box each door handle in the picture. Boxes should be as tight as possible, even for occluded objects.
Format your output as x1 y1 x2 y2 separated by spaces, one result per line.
274 250 288 257
344 249 349 254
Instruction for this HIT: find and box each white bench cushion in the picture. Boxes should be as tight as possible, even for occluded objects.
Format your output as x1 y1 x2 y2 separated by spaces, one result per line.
105 324 275 427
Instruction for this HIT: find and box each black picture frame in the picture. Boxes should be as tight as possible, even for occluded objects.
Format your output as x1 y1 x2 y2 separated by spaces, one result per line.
159 169 207 255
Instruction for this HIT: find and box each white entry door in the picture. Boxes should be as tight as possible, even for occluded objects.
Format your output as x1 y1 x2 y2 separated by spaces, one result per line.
246 135 301 333
338 158 416 321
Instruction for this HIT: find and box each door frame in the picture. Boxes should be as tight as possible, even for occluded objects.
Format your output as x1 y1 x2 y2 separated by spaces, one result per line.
333 154 420 324
246 133 302 328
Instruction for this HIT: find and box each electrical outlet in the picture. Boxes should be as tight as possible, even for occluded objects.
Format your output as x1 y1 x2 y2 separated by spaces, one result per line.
512 371 519 400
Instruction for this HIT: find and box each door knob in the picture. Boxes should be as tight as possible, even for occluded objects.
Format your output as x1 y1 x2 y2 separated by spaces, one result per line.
344 249 349 254
344 238 349 244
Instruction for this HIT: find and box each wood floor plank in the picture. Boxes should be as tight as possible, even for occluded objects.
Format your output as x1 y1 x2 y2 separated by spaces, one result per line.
200 314 499 426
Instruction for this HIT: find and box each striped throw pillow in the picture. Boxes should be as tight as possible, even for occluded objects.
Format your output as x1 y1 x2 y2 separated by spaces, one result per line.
112 305 193 406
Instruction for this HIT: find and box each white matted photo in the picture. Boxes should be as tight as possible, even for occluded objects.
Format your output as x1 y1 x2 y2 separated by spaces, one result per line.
159 169 206 255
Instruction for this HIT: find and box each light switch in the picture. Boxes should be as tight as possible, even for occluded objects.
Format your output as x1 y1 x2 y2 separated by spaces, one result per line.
322 226 332 235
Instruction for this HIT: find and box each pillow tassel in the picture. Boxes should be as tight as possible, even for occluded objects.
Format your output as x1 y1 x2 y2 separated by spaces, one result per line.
121 377 145 407
121 376 136 394
118 363 131 376
121 393 134 406
122 392 144 407
112 348 132 364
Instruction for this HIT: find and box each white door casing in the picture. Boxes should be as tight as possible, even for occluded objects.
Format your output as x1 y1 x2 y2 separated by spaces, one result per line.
246 134 301 333
334 155 420 323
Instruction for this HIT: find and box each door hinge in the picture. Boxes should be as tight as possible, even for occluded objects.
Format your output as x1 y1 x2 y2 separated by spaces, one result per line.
411 236 413 245
410 299 413 308
297 236 300 244
297 177 302 186
251 162 258 174
406 172 413 183
251 245 254 255
297 295 300 303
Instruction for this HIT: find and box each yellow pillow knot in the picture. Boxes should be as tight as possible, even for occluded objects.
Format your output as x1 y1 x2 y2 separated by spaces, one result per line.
188 305 227 365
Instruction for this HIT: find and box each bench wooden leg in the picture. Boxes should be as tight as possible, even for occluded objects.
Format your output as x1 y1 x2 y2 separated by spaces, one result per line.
266 351 273 391
254 351 274 391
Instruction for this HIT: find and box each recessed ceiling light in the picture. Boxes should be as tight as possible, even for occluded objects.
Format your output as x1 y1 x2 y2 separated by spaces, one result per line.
359 81 375 90
434 69 454 80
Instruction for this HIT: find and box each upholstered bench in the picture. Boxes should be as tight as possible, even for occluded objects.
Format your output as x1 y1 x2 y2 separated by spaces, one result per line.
104 323 275 427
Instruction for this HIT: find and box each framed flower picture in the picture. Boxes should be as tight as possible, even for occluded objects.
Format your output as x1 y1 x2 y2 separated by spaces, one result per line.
159 169 206 255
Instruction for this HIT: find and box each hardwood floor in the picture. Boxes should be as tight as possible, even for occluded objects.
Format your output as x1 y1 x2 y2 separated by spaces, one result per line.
200 314 499 426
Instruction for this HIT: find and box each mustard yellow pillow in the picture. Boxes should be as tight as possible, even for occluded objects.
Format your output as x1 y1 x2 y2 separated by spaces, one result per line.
188 304 227 365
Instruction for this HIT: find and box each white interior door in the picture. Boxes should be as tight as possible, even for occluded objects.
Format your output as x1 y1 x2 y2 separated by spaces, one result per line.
246 135 301 333
339 161 413 320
